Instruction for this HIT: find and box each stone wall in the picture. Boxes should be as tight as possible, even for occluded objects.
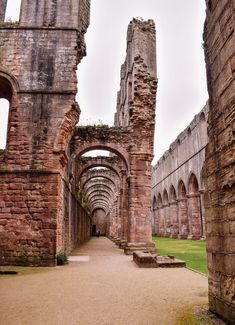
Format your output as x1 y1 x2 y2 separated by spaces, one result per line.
0 0 91 266
152 105 208 239
203 0 235 321
0 0 7 21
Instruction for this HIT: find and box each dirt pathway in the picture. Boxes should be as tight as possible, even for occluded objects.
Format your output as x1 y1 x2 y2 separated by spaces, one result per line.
0 237 208 325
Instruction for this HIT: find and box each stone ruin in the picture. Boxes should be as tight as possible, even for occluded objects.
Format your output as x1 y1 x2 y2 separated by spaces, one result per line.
0 0 234 322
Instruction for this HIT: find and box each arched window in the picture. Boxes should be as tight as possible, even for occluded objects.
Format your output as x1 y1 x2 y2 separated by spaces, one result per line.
188 173 199 194
0 76 13 150
157 193 163 208
200 112 206 122
0 99 9 149
170 185 177 202
163 190 169 205
178 180 186 199
4 0 21 22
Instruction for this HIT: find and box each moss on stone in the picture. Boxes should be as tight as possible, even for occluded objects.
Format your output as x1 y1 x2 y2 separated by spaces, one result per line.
176 304 225 325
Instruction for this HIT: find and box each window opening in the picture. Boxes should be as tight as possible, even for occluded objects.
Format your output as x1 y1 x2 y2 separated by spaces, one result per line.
0 99 9 149
4 0 21 22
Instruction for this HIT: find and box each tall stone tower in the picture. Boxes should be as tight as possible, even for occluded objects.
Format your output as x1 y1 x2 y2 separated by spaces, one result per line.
0 0 90 266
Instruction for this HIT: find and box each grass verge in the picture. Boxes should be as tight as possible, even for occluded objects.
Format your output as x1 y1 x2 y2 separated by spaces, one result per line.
152 236 208 275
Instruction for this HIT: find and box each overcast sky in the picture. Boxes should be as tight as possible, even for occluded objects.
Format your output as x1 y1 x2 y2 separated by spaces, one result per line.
1 0 208 163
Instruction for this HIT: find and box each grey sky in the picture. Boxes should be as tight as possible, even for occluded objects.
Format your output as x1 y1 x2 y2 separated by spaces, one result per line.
1 0 208 164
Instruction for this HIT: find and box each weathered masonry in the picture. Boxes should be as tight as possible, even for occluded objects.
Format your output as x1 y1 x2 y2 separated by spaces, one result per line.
0 0 91 266
203 0 235 322
71 18 158 254
0 0 234 323
152 105 208 239
0 0 157 265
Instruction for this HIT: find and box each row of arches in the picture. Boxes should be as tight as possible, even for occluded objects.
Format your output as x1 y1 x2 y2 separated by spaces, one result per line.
152 173 204 239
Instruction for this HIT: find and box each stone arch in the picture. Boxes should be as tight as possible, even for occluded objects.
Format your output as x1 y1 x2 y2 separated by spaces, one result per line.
71 142 129 172
188 173 199 194
71 141 129 171
187 173 202 239
77 162 121 181
81 174 117 190
157 193 163 207
178 180 189 238
85 184 115 197
169 185 177 202
53 102 80 157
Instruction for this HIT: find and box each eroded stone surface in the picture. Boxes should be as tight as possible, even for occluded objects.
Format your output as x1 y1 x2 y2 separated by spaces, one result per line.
203 0 235 322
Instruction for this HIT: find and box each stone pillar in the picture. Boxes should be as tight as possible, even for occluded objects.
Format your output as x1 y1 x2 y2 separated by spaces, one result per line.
178 198 189 239
164 203 171 237
125 155 155 254
153 207 159 235
0 0 7 21
169 200 179 238
158 206 165 236
187 193 202 239
204 1 235 321
120 173 129 247
199 190 206 239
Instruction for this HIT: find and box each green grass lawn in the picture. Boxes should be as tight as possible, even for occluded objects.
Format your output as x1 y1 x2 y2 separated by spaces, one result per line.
152 236 208 275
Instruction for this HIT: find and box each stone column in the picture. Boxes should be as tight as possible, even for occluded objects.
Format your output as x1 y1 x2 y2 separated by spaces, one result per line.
199 190 205 239
153 207 159 235
169 200 178 238
120 173 129 248
158 206 165 236
163 203 171 237
178 198 189 239
125 154 155 254
187 193 202 239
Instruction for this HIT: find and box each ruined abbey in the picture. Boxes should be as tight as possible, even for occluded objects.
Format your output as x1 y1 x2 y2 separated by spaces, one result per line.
0 0 234 322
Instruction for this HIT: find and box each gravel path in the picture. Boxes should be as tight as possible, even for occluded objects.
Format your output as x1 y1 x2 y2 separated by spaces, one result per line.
0 237 208 325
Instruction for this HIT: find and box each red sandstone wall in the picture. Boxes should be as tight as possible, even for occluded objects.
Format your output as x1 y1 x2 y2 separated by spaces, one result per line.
0 172 60 266
0 0 91 266
204 0 235 321
0 0 7 21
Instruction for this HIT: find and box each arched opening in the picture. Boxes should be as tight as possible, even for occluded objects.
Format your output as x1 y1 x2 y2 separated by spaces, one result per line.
0 99 9 150
0 76 13 151
187 173 203 239
4 0 21 22
92 208 107 236
199 111 206 122
178 180 189 238
169 185 178 237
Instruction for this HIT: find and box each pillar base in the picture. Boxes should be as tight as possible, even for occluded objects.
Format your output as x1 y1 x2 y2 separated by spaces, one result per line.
178 235 188 239
114 238 121 246
187 235 202 240
124 242 156 255
119 240 127 249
